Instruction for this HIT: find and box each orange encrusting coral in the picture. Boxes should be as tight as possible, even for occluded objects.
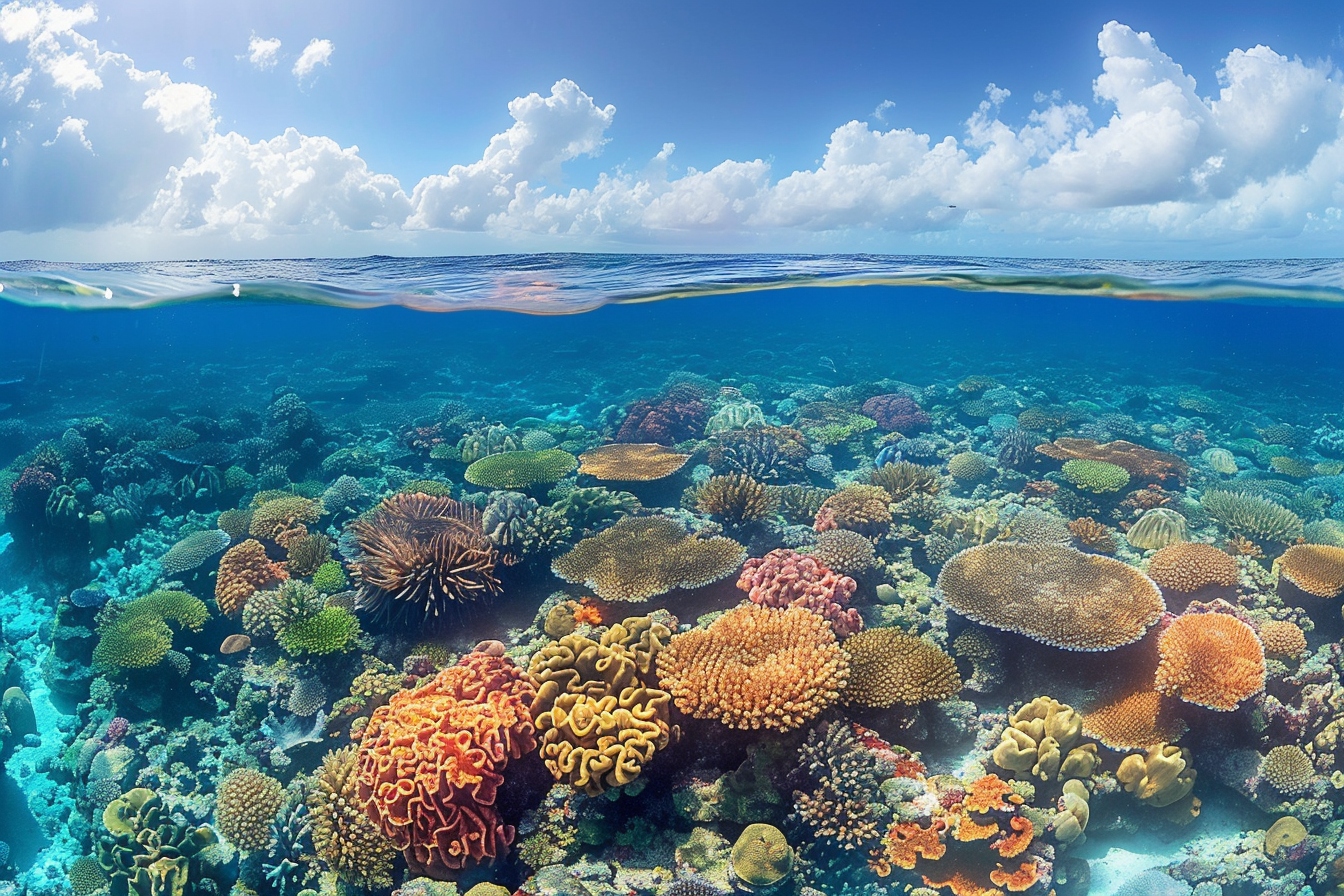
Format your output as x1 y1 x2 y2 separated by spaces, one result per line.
993 817 1033 859
882 820 947 870
963 774 1022 813
989 861 1041 891
215 539 287 617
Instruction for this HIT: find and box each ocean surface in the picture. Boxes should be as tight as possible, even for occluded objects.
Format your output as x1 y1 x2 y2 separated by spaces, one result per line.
1 254 1343 896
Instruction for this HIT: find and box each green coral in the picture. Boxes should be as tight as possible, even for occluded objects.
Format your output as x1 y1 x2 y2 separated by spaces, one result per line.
310 560 348 594
400 478 453 497
552 486 640 534
96 788 217 896
1201 489 1304 543
464 449 578 489
92 591 210 670
278 606 361 656
730 823 794 887
948 452 994 482
1061 458 1130 493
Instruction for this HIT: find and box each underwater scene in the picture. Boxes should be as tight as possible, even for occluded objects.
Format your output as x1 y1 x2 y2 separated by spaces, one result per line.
4 254 1344 896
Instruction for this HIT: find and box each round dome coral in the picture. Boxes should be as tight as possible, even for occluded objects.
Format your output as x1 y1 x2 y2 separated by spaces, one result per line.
1146 543 1238 593
1154 612 1266 711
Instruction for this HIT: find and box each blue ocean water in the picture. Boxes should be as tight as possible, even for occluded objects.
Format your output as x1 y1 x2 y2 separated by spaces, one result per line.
1 254 1343 896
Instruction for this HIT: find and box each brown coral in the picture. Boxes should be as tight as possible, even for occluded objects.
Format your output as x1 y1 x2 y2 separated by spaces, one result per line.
248 494 324 541
814 484 893 538
1155 612 1266 711
841 628 962 707
551 515 745 602
578 443 692 481
215 539 287 617
1147 543 1239 593
695 473 777 524
936 542 1165 651
350 492 501 626
616 391 709 445
309 746 398 888
216 768 285 851
657 605 848 731
870 461 941 502
1261 745 1315 795
1036 438 1188 484
1278 543 1344 598
1082 685 1188 751
1068 517 1116 553
1258 620 1307 658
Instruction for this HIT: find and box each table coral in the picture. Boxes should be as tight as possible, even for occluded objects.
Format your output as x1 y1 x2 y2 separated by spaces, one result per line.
578 443 692 480
1036 437 1188 484
1277 543 1344 598
464 449 578 489
1155 611 1266 711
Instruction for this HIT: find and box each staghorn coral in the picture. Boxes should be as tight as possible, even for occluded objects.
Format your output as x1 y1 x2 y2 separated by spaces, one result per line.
309 745 398 888
737 549 861 637
1200 490 1304 544
1258 619 1308 658
1277 543 1344 597
350 492 501 626
871 460 941 502
657 604 848 731
1061 458 1130 493
216 539 287 617
841 627 961 707
356 649 537 876
792 720 893 852
552 515 745 602
312 559 348 594
464 449 578 489
216 768 286 851
1261 745 1315 796
285 532 332 576
1036 438 1188 484
694 473 777 524
528 616 675 795
936 542 1164 651
1116 744 1196 807
815 484 893 538
708 426 810 480
1146 543 1239 593
772 484 833 525
1126 507 1190 551
159 529 231 576
1155 612 1266 711
578 443 692 480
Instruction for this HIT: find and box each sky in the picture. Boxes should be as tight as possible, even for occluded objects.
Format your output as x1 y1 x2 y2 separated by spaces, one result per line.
1 0 1342 260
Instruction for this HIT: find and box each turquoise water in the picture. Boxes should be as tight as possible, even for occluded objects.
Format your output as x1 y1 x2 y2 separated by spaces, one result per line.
1 255 1343 896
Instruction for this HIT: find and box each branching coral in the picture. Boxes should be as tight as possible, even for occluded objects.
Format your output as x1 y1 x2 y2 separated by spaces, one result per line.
737 549 861 637
356 648 537 876
216 768 285 851
248 494 325 542
578 442 691 480
552 515 745 601
871 460 941 502
707 426 810 480
1155 611 1265 711
216 539 288 617
1261 745 1315 795
936 542 1164 651
657 605 848 731
841 628 962 707
617 391 709 445
1258 619 1308 658
694 473 777 524
792 720 892 853
1200 490 1304 544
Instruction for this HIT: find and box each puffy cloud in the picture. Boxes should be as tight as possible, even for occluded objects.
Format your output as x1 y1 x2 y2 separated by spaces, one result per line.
292 38 332 80
247 34 281 70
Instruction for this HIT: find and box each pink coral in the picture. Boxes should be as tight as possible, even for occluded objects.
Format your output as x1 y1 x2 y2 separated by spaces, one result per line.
861 394 930 432
737 549 862 637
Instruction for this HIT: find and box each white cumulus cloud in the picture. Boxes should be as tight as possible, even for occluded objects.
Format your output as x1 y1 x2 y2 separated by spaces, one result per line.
292 37 332 80
246 34 280 70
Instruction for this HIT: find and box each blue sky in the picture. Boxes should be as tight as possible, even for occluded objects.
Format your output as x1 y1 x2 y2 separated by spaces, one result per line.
1 0 1342 258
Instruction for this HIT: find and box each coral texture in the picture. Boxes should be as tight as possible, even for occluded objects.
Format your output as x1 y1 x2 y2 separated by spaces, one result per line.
215 538 287 617
1154 612 1266 711
578 443 692 480
1278 543 1344 597
1146 542 1239 593
552 515 745 601
736 549 861 637
841 628 962 707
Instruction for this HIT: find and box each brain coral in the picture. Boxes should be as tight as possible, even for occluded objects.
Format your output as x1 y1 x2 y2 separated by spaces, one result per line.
1061 458 1131 493
464 449 578 489
841 628 961 707
350 492 501 626
1154 612 1266 711
1277 543 1344 597
160 529 231 576
551 516 745 602
309 745 398 888
1126 508 1190 551
216 539 288 617
860 394 930 432
1258 620 1307 658
657 605 848 731
815 485 893 538
1200 490 1304 544
730 824 794 888
737 549 861 637
935 543 1165 651
578 443 691 481
357 649 537 876
1146 543 1239 593
528 616 675 795
216 768 285 851
695 473 777 524
1261 745 1315 795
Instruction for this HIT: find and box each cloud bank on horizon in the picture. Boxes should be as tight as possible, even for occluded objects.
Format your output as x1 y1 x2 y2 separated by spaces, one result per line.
1 0 1342 257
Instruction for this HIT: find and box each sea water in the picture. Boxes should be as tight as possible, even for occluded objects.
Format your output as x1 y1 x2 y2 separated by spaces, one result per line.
1 255 1342 896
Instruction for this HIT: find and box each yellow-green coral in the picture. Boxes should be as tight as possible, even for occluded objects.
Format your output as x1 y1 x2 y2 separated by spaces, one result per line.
991 696 1100 783
278 606 361 656
1116 743 1196 807
1061 458 1130 493
464 449 578 489
92 591 210 670
730 823 794 887
216 768 285 851
96 788 217 896
309 746 398 888
311 560 348 594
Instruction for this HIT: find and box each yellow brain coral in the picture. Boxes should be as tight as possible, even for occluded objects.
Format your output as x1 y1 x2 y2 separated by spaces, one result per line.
841 628 962 708
936 542 1165 651
1155 612 1266 711
1277 543 1344 598
1146 542 1239 593
990 697 1100 783
656 605 848 731
551 516 746 602
578 443 692 480
309 746 398 888
1117 744 1196 807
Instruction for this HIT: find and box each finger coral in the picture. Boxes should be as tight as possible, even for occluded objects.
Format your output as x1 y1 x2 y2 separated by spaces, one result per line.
1146 542 1239 593
737 549 861 637
216 768 285 851
1155 612 1265 711
309 745 398 888
216 538 288 617
464 448 578 490
694 472 777 524
356 649 537 876
657 604 848 731
841 628 961 707
578 442 691 480
936 542 1164 651
551 515 745 602
1277 543 1344 597
350 492 501 626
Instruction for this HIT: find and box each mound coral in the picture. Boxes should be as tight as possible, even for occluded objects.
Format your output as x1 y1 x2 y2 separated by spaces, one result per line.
936 542 1164 651
1126 507 1189 551
810 528 877 575
616 391 709 445
1258 619 1307 658
309 745 398 888
694 473 777 524
841 628 961 707
1036 438 1188 484
1261 745 1315 795
216 768 285 851
464 449 578 490
551 515 745 602
248 494 324 542
1155 612 1266 711
814 485 893 538
1277 543 1344 597
93 590 210 670
1200 490 1304 544
356 648 537 876
729 824 794 888
657 604 848 731
1082 685 1188 751
1146 543 1239 593
159 529 231 576
737 549 861 637
578 443 691 480
990 697 1099 783
350 492 501 626
1116 744 1196 807
528 616 675 795
861 394 930 432
215 539 287 617
1061 458 1130 493
948 452 995 483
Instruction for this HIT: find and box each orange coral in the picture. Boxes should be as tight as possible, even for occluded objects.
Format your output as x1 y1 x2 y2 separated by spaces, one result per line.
963 774 1021 813
989 861 1040 891
1147 543 1239 593
356 648 536 876
1258 619 1307 658
572 599 603 626
1036 438 1188 484
841 628 962 707
883 820 946 870
921 870 1001 896
1278 543 1344 598
577 443 691 480
993 817 1032 859
954 817 999 842
215 539 286 617
1083 685 1188 750
1155 611 1266 711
